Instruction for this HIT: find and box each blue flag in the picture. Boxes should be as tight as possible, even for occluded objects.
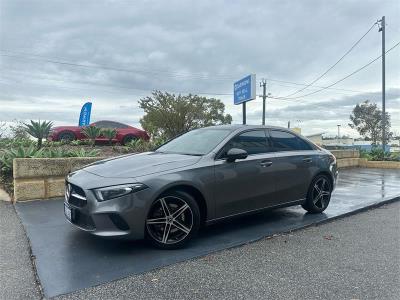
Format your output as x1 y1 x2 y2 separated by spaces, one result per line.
78 102 92 126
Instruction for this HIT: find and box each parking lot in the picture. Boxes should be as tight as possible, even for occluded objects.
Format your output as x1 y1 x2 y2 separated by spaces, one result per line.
11 168 400 298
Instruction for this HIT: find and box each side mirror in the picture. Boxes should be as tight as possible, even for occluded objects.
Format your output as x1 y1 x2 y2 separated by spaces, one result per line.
226 148 248 162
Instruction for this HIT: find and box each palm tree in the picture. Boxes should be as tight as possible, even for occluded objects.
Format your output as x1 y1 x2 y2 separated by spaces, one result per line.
82 126 101 146
23 120 53 149
101 128 117 145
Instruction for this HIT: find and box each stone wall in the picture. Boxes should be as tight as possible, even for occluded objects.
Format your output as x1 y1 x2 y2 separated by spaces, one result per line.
13 157 105 201
331 150 360 168
359 158 400 169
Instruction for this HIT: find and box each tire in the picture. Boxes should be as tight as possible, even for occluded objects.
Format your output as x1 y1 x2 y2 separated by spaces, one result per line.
302 174 332 214
145 190 201 249
122 135 137 145
58 131 76 142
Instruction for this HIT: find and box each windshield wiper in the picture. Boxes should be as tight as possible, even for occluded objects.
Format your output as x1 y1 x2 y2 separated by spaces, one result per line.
180 153 203 156
157 151 202 156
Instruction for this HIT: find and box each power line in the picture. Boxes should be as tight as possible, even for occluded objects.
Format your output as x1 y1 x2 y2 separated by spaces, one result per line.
281 40 400 99
0 49 373 94
0 73 233 96
283 21 378 97
2 40 398 101
0 50 236 81
260 78 365 93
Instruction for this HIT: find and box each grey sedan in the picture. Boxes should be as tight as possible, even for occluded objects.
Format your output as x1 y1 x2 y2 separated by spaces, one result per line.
65 125 337 249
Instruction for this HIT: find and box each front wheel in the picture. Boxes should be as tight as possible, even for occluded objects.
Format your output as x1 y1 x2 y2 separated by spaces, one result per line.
302 175 332 213
58 131 76 142
145 191 200 249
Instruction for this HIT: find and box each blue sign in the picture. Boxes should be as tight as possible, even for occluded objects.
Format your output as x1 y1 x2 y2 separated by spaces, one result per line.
78 102 92 126
234 74 256 105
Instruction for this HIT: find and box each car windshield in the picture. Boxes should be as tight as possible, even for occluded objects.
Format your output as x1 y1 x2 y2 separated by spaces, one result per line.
156 128 232 155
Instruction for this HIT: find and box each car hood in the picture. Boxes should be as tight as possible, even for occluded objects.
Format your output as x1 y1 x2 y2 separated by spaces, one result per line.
81 152 201 178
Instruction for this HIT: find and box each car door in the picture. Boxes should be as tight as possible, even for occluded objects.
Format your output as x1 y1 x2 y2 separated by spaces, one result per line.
267 129 317 206
213 129 277 218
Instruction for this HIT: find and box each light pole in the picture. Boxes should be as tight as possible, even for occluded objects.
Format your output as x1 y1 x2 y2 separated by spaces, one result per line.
337 125 341 144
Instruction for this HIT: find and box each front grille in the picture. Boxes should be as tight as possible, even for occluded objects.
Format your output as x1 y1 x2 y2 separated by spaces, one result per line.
65 182 87 207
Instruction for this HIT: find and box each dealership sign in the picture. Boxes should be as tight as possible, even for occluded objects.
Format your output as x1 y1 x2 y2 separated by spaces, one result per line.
78 102 92 126
233 74 256 105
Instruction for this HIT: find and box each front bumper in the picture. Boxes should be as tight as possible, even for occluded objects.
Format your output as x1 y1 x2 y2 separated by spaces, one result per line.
64 171 151 240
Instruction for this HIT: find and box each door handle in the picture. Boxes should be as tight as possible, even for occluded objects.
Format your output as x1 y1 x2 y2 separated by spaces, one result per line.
302 157 312 163
260 160 273 167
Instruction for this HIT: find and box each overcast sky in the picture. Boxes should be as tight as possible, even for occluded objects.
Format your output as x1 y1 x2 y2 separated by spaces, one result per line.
0 0 399 137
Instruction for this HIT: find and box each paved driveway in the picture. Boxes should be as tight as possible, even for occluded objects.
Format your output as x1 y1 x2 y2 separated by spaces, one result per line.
57 201 400 300
13 168 400 297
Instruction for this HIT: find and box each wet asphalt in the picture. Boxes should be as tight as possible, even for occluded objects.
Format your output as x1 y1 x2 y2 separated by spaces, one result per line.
55 201 400 300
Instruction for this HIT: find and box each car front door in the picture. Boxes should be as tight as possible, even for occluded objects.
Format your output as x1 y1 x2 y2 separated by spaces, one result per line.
267 129 317 206
213 129 277 218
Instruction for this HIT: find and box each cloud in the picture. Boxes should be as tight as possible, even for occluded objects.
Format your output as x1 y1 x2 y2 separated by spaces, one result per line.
0 0 399 135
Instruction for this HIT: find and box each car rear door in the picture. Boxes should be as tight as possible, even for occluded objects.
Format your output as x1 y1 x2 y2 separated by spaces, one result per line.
267 129 317 206
213 129 277 218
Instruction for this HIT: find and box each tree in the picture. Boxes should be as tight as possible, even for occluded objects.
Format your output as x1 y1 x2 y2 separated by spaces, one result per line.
0 121 6 139
139 91 232 139
23 120 53 149
349 100 392 145
9 120 30 139
101 128 117 145
82 126 101 146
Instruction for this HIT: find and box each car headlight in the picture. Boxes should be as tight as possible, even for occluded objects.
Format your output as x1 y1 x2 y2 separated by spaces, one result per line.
93 183 147 202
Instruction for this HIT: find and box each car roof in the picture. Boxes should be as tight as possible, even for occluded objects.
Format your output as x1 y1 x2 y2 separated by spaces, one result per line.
201 124 292 132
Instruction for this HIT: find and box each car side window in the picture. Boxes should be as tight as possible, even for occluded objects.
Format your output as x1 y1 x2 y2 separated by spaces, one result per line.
110 121 128 129
269 130 313 151
221 130 270 157
93 121 108 128
93 121 127 129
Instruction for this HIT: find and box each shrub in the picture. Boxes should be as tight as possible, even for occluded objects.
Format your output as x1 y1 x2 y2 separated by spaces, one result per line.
0 138 35 149
39 148 70 158
124 137 167 153
70 139 92 146
360 148 399 161
0 145 42 175
101 128 117 145
0 146 100 175
82 126 101 146
125 139 152 153
67 148 99 157
24 120 53 149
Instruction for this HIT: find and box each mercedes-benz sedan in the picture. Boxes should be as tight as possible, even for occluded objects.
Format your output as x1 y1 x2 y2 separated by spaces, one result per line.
65 125 337 249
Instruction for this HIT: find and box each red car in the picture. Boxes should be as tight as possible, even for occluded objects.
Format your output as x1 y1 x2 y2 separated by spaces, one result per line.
48 120 150 145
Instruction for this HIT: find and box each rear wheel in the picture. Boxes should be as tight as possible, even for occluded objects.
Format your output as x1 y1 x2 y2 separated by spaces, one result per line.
58 131 75 142
145 190 200 249
302 174 332 213
122 135 137 145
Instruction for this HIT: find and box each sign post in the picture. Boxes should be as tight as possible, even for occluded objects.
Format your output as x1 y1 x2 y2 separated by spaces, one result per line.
234 74 256 124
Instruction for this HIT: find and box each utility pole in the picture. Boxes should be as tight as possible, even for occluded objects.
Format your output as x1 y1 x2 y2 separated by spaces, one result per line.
243 102 246 125
260 79 267 125
337 124 341 144
378 16 386 153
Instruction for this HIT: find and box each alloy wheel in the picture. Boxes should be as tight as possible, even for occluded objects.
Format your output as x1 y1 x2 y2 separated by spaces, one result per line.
146 196 194 245
311 177 331 209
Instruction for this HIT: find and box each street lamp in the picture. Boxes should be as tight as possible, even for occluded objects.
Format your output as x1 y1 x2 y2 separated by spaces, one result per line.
337 125 341 144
